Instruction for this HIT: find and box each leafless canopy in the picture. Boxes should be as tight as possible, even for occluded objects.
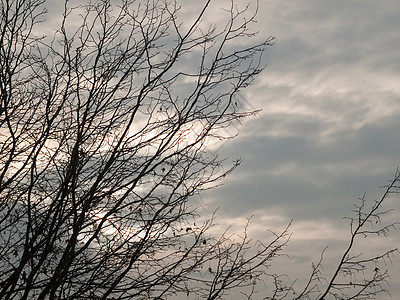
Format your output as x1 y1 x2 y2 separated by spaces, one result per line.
0 0 398 299
0 0 280 299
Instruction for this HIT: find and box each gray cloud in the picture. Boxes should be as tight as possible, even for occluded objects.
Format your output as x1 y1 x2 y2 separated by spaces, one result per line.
203 1 400 296
26 0 400 297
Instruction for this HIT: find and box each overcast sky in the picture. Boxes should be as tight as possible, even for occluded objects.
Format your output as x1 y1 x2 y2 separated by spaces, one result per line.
39 0 400 298
200 1 400 298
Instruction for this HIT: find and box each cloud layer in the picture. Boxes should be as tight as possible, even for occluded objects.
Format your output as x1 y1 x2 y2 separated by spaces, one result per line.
29 0 400 297
203 1 400 297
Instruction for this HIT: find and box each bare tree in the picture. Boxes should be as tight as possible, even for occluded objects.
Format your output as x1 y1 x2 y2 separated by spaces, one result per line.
289 170 400 300
0 0 398 299
0 0 283 299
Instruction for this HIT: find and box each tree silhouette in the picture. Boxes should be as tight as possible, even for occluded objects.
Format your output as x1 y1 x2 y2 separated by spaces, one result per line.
0 0 398 299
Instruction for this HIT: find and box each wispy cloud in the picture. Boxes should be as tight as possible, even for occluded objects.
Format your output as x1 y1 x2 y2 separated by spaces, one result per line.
204 0 400 296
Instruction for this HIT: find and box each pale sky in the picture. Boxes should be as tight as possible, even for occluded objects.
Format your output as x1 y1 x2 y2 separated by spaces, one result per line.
39 0 400 298
201 1 400 298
